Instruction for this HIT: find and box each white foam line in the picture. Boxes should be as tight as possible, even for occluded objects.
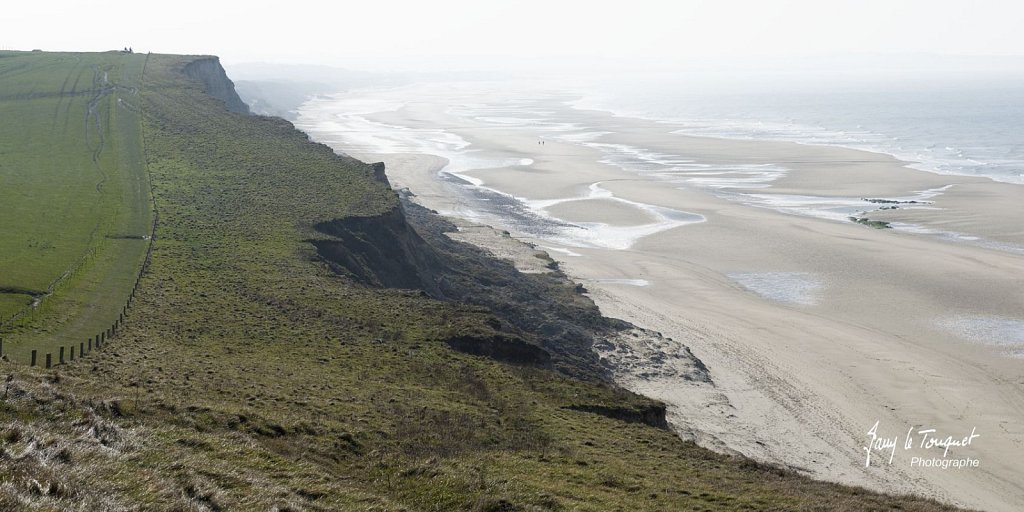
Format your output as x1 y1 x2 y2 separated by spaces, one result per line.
731 193 874 222
890 223 1024 255
553 131 612 143
724 183 954 224
540 246 583 257
590 278 651 287
725 184 1024 255
518 181 705 250
580 141 788 192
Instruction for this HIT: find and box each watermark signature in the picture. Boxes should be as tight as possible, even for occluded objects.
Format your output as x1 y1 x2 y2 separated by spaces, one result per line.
863 420 980 469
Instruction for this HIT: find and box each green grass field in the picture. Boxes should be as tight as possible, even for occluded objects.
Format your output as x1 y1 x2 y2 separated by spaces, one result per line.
0 51 152 362
0 52 961 510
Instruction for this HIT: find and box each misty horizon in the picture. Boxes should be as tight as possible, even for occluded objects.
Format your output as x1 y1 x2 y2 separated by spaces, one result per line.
4 0 1024 76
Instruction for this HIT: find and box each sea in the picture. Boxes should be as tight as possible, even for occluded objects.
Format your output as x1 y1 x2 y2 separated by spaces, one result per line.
569 70 1024 185
297 68 1024 192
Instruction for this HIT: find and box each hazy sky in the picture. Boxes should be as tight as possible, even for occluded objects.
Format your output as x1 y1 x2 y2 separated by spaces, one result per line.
3 0 1023 71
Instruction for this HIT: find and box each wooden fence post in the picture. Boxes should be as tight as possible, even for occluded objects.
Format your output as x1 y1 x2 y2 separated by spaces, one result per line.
70 346 75 361
45 353 51 369
59 346 65 364
81 341 85 356
30 350 37 366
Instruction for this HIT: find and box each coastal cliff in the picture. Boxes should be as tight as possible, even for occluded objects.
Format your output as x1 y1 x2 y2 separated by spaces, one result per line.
182 56 250 114
177 54 657 398
311 205 442 293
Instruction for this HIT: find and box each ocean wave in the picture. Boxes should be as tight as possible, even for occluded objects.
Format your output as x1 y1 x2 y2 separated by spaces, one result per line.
523 182 705 250
568 87 1024 186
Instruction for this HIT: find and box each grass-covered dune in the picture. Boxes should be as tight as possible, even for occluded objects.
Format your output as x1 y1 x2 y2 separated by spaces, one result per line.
0 51 962 511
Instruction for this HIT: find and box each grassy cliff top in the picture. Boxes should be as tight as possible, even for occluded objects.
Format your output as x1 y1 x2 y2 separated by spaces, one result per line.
0 51 961 511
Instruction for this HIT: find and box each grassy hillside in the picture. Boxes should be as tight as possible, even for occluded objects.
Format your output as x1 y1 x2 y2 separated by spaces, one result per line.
0 51 152 362
0 52 963 511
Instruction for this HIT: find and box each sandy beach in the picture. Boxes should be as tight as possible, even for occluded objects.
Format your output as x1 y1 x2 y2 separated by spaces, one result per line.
298 91 1024 511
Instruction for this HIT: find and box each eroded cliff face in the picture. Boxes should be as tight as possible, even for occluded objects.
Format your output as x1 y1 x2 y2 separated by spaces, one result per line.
183 57 250 115
310 198 561 369
307 174 626 381
310 204 443 295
